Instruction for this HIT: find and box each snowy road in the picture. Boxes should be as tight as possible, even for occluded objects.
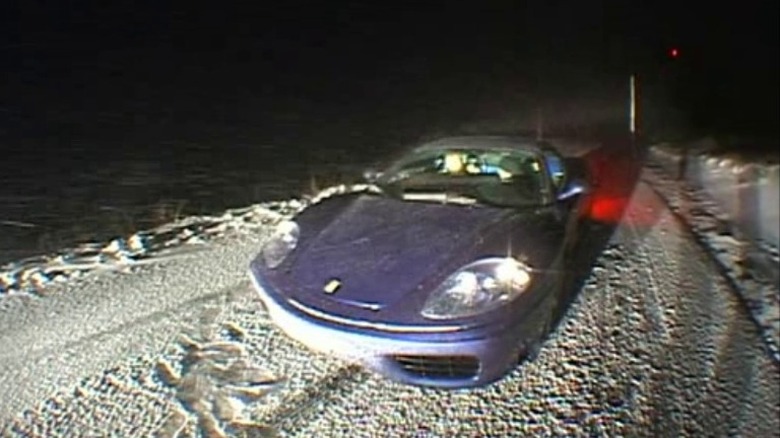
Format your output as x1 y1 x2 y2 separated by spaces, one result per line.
1 174 778 437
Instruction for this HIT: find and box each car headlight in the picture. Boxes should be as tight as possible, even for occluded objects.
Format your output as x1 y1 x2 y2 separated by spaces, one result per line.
262 220 300 268
421 257 532 319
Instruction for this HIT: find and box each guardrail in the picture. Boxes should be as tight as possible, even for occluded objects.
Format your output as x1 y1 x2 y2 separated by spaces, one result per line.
650 140 779 251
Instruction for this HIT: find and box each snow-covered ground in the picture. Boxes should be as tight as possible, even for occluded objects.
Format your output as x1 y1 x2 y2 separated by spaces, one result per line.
0 141 778 437
646 139 780 362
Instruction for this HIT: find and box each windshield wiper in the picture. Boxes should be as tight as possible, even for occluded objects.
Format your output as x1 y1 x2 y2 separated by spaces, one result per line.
401 192 481 206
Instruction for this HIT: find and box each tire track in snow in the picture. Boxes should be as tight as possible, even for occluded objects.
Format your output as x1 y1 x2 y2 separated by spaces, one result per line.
642 168 780 363
263 364 370 431
625 181 778 435
211 285 375 434
3 283 289 437
146 282 287 438
150 280 367 437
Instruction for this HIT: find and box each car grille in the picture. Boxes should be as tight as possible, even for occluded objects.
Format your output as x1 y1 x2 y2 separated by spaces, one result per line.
390 354 480 380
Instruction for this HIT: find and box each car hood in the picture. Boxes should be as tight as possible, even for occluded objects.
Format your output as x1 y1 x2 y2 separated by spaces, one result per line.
285 195 512 311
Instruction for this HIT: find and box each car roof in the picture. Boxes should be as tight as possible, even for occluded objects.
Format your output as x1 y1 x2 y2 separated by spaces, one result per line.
413 135 551 155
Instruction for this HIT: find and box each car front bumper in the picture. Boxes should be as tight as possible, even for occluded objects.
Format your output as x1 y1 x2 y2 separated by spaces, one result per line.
249 268 539 389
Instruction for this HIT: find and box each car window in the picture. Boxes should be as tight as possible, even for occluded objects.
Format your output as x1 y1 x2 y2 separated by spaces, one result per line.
380 148 548 207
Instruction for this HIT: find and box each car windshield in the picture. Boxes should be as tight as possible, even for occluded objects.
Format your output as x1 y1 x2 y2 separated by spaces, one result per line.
378 147 549 208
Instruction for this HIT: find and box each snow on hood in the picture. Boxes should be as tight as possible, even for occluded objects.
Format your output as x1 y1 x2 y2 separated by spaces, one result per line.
288 194 511 311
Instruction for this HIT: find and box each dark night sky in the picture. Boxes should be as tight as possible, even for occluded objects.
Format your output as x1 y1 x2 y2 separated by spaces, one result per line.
2 0 778 150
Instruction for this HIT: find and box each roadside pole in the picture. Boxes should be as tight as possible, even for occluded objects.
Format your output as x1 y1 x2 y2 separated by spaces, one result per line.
630 73 643 159
630 74 637 137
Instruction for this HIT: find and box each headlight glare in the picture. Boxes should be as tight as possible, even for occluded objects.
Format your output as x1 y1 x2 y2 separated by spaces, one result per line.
262 220 300 268
495 258 531 288
421 257 532 319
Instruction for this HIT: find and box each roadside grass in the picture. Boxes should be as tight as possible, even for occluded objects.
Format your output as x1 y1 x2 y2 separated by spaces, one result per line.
0 164 366 268
42 200 186 245
1 198 207 267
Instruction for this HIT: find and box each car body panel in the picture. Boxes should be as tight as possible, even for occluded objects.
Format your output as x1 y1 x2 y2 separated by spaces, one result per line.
250 264 556 387
287 194 511 311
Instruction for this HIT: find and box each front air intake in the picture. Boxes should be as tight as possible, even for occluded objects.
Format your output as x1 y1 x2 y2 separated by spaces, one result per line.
390 354 480 380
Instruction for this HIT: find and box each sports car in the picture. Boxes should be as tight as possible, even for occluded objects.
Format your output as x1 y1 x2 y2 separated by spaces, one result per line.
249 135 591 388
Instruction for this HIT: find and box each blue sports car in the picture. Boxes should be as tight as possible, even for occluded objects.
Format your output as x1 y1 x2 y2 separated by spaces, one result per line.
249 135 591 388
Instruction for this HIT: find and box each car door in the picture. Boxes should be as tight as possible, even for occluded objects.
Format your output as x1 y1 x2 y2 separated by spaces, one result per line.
541 148 584 255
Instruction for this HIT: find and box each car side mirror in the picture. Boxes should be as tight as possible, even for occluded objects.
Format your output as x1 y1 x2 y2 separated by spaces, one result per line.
363 169 383 184
557 179 588 201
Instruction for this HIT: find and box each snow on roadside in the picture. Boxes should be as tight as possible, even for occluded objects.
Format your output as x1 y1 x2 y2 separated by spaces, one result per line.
645 145 780 362
0 184 381 298
2 246 289 437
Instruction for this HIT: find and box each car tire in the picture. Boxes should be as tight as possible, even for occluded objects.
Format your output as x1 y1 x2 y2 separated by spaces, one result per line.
517 310 553 364
522 337 544 364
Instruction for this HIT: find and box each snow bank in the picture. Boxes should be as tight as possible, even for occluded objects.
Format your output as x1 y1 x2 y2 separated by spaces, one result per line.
651 138 779 250
0 184 380 298
647 139 780 362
